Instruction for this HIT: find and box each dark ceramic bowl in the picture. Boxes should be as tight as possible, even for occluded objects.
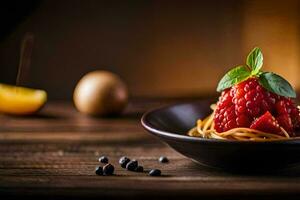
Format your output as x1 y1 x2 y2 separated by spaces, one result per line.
141 100 300 171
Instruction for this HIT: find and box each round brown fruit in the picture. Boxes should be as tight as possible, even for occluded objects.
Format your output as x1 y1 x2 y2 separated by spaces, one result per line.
73 70 128 116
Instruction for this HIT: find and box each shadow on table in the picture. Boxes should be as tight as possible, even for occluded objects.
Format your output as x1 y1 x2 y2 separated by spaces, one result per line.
186 161 300 177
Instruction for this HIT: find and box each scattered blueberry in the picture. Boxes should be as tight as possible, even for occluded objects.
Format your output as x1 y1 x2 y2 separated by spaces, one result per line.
99 156 109 163
149 169 161 176
136 166 144 172
126 160 138 171
159 156 169 163
95 166 103 175
119 156 130 168
96 156 164 176
103 163 114 175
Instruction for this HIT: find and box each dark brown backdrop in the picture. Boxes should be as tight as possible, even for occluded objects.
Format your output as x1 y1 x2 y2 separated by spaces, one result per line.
0 0 299 100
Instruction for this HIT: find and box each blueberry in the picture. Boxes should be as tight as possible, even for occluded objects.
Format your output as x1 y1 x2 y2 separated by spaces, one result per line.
126 160 138 171
135 166 144 172
95 166 103 175
103 163 114 175
158 156 169 163
149 169 161 176
99 156 109 163
119 156 130 168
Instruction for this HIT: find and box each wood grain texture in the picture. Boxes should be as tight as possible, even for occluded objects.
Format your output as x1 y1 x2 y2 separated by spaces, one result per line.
1 99 300 199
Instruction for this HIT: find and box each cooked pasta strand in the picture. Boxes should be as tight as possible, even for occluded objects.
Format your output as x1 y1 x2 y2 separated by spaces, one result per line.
188 104 296 141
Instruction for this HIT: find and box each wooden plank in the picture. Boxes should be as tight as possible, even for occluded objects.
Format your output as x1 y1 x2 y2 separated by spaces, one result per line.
0 131 151 143
1 101 300 199
1 175 300 199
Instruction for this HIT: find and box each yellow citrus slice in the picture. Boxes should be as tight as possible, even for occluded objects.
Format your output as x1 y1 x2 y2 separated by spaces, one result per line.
0 83 47 115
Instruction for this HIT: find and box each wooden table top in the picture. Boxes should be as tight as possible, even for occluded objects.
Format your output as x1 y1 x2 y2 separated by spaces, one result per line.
1 99 300 199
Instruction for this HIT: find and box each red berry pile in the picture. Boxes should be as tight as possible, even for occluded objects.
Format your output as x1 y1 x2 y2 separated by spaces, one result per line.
214 78 300 135
214 47 300 136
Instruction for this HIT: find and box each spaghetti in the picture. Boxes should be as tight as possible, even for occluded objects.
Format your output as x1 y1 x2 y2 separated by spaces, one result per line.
188 104 293 141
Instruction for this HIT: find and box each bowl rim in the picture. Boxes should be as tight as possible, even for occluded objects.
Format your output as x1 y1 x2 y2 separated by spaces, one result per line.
141 101 300 144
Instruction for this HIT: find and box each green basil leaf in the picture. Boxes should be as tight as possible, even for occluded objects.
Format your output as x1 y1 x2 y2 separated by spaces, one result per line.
246 47 263 74
259 72 296 98
217 66 251 92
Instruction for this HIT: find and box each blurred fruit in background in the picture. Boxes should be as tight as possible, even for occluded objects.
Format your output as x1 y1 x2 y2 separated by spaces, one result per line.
73 70 128 116
0 83 47 115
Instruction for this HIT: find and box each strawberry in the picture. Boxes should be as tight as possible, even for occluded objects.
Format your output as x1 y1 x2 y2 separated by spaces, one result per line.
276 115 293 135
250 111 281 134
214 78 284 133
275 100 293 134
214 47 300 135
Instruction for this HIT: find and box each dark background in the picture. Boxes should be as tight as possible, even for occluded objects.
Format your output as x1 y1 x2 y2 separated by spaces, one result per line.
0 0 299 100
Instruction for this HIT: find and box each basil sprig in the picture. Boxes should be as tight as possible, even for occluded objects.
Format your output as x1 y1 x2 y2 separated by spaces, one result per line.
216 66 250 92
259 72 296 98
216 47 296 98
246 47 263 74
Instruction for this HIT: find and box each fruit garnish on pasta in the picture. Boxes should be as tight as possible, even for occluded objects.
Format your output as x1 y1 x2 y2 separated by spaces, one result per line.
188 47 300 140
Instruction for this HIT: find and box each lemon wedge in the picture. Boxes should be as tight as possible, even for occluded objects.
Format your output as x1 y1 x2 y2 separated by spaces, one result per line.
0 83 47 115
